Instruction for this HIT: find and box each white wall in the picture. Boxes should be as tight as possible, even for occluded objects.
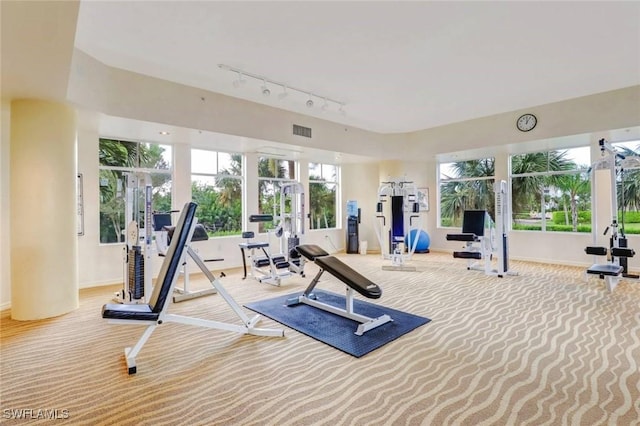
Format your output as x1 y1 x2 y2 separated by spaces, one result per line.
341 162 380 252
1 100 11 310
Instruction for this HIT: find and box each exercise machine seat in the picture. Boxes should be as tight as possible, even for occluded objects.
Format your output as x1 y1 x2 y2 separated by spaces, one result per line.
586 264 624 276
446 233 478 242
102 303 159 321
165 223 209 242
314 255 382 299
296 244 330 260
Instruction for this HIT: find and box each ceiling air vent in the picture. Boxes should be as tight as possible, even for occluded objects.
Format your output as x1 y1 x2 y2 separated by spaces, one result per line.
293 124 312 138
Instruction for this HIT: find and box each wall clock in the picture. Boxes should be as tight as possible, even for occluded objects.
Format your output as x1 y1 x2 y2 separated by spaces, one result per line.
516 113 537 132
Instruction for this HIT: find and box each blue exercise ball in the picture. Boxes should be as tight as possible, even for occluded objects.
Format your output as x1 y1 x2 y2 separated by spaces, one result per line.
406 229 430 253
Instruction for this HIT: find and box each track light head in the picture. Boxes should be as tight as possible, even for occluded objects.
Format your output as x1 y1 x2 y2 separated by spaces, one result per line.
278 85 288 100
306 94 314 108
232 72 246 88
261 79 270 97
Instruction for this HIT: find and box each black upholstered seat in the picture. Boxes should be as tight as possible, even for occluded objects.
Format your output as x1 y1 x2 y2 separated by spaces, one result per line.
586 264 624 276
446 233 478 242
296 244 330 260
314 255 382 299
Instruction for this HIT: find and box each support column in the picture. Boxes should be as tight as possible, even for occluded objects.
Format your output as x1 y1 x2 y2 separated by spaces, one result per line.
10 100 78 320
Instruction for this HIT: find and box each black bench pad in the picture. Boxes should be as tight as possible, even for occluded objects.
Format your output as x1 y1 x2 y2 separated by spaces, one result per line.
314 256 382 299
446 233 478 242
586 264 624 276
296 244 330 261
453 251 482 260
165 223 208 242
102 303 160 321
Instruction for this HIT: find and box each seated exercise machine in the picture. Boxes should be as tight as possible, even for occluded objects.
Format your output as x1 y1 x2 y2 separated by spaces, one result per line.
153 211 223 302
585 138 638 292
446 209 495 272
239 215 303 286
287 244 392 335
102 202 284 374
446 180 515 277
375 178 423 271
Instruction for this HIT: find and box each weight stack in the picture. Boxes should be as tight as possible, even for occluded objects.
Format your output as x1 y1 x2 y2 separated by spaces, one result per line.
287 237 299 258
128 246 145 300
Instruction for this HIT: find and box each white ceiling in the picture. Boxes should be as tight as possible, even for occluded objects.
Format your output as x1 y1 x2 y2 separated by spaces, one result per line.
74 1 640 135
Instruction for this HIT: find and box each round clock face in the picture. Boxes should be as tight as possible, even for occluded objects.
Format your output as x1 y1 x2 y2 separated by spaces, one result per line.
517 114 537 132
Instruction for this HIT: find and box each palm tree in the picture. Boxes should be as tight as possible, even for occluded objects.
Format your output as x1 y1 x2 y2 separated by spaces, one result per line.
510 150 575 226
440 158 495 226
554 173 590 231
98 139 169 242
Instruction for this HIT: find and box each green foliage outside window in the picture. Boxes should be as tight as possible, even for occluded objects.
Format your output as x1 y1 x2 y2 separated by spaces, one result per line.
191 152 242 236
439 158 495 227
98 139 172 243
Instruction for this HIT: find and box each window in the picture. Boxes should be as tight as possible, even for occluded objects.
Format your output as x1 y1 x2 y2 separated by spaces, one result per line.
258 157 297 233
439 157 495 227
612 140 640 234
309 162 339 229
510 147 590 232
191 149 243 236
99 139 172 243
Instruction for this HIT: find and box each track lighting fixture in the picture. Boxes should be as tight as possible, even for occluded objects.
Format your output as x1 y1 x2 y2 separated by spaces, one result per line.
261 79 270 97
218 64 345 113
232 72 246 88
278 85 289 100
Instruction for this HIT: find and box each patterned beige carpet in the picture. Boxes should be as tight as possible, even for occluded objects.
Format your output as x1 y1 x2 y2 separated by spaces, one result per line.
1 251 639 425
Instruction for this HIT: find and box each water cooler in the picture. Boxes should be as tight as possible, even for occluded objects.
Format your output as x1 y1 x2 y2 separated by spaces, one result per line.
346 200 360 254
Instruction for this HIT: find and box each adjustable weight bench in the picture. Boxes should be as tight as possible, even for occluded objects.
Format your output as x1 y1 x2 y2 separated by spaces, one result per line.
102 202 284 374
287 244 392 335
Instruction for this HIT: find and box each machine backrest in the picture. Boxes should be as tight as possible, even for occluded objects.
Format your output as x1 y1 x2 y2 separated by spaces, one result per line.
152 213 172 231
391 196 404 239
462 210 487 237
148 202 198 313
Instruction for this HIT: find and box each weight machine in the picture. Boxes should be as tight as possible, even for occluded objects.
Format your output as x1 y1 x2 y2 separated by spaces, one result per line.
585 138 638 292
446 180 514 277
114 173 153 304
374 178 422 271
239 181 306 286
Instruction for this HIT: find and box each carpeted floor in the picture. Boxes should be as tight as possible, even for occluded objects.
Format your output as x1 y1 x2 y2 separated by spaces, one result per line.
1 251 639 425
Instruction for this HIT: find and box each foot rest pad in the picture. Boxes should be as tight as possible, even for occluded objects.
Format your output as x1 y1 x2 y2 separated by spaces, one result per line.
447 233 478 242
585 246 607 256
453 251 482 260
611 247 635 258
